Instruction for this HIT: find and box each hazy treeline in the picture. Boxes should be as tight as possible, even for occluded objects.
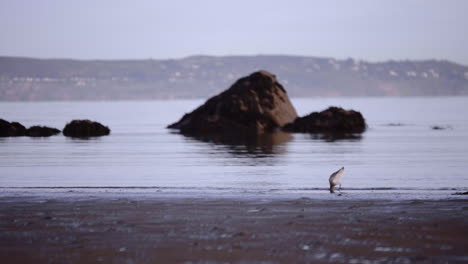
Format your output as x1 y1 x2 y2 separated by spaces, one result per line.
1 55 467 101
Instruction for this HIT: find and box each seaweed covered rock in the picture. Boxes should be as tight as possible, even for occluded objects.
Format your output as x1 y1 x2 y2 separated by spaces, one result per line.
63 120 110 138
283 107 366 134
0 119 26 137
26 126 61 137
168 70 298 134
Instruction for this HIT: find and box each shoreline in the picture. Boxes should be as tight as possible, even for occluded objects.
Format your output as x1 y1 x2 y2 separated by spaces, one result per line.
1 193 467 263
1 187 467 202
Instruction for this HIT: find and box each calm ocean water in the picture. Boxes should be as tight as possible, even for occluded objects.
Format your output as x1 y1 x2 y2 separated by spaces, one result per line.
1 97 467 193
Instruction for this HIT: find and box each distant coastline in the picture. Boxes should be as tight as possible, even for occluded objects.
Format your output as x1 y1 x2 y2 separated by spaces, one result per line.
1 55 468 101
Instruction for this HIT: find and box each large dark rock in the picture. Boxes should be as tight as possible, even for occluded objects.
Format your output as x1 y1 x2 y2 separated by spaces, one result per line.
63 120 110 138
26 126 61 137
283 107 366 134
168 70 298 134
0 119 26 137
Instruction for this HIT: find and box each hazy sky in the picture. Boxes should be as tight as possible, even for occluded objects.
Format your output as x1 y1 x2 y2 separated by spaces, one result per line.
1 0 467 64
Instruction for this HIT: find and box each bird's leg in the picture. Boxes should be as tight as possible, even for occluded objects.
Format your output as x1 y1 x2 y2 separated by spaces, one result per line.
339 184 342 193
329 183 334 193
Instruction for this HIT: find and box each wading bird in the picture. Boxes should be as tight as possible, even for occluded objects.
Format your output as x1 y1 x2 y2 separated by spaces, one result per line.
329 167 344 193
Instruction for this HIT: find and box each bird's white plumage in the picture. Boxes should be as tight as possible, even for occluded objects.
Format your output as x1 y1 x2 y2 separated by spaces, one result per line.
329 167 344 193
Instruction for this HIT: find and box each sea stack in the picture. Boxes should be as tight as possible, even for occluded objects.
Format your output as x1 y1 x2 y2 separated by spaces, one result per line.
168 70 298 134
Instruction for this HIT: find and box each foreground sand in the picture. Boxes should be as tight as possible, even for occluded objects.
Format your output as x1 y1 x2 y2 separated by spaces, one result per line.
0 194 467 263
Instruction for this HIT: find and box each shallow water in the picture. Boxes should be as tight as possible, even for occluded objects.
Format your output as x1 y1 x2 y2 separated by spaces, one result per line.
1 97 467 193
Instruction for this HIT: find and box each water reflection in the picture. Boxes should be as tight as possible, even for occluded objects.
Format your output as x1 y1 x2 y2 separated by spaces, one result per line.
175 130 292 156
306 133 363 142
65 137 105 142
174 129 362 158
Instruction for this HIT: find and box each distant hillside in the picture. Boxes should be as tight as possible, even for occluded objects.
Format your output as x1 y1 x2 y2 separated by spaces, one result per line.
1 55 468 101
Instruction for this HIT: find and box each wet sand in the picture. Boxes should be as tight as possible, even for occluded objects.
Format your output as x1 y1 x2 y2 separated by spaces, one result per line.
0 194 467 263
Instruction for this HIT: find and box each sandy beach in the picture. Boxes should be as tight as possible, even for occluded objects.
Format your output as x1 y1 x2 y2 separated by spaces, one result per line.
0 192 467 263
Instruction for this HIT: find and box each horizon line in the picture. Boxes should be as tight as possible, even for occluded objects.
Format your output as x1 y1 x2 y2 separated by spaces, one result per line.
0 54 464 66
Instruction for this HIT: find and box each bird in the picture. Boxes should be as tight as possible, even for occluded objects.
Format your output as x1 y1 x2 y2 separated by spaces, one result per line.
329 167 344 193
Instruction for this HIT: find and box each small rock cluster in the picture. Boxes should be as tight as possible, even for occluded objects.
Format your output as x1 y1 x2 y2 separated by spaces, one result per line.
0 119 110 138
1 119 60 137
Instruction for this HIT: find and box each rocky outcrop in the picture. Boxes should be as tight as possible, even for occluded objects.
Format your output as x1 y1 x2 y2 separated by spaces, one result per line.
25 126 61 137
283 107 366 134
168 70 298 134
1 119 61 137
0 119 26 137
63 120 110 138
